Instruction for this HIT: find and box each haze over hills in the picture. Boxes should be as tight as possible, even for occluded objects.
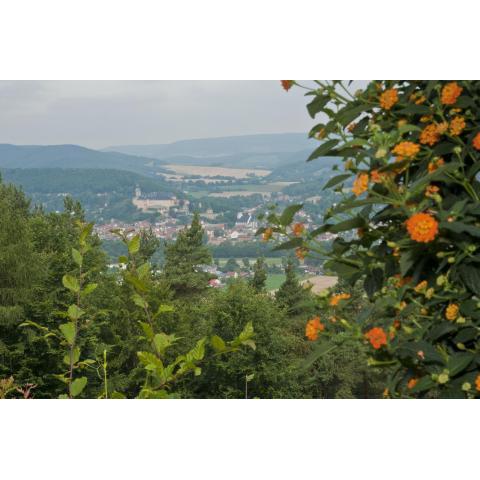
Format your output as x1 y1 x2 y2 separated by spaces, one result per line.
104 133 316 169
0 144 163 174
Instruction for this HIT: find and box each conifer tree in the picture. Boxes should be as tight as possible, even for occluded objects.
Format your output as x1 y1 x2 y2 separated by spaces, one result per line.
163 213 212 296
250 257 267 293
275 257 311 315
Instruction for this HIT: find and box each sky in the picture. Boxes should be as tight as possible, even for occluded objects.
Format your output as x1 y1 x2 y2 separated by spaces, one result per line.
0 81 317 149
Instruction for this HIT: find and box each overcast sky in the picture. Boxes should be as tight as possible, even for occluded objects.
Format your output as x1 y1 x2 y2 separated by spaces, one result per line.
0 81 318 149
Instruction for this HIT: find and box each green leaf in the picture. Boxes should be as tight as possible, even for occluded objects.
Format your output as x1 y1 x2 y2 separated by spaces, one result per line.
62 274 80 293
70 377 87 397
153 333 176 355
323 174 351 190
67 304 84 321
156 304 175 315
459 265 480 296
409 375 436 394
118 255 128 264
128 235 140 254
79 222 93 246
328 217 364 234
246 373 255 382
82 283 98 296
211 335 226 352
447 353 474 376
63 347 80 366
72 248 83 267
440 221 480 238
302 341 337 370
132 293 148 309
306 94 330 118
139 321 154 341
111 391 126 399
59 322 76 345
307 139 339 161
399 249 416 276
279 204 303 226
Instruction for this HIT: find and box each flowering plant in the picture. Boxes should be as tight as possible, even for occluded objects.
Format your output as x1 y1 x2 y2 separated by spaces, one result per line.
263 80 480 398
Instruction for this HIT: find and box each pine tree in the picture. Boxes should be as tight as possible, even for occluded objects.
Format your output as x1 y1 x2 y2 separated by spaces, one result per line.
250 257 267 293
163 213 212 296
275 257 311 315
0 179 42 381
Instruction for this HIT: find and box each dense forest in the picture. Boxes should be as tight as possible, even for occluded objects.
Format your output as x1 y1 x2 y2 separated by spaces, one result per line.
0 175 384 398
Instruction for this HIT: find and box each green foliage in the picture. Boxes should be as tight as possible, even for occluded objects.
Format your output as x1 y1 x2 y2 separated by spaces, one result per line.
163 213 212 296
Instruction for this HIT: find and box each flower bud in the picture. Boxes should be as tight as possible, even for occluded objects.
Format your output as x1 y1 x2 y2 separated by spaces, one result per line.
462 382 471 391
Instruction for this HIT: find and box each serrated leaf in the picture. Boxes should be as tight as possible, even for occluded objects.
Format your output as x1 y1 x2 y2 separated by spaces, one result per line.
139 321 154 341
307 139 340 161
211 335 226 352
447 353 474 376
70 377 87 397
59 322 76 345
62 274 80 293
279 204 303 226
67 304 84 321
128 235 140 254
82 283 98 296
72 248 83 267
323 174 351 190
459 265 480 295
132 293 148 309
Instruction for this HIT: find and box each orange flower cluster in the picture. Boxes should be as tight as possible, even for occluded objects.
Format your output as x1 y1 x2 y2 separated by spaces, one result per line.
393 274 412 287
292 222 305 237
329 292 351 306
295 247 308 260
262 227 273 242
405 212 439 243
352 173 369 196
445 303 459 321
414 280 428 292
305 316 325 341
428 157 445 173
392 141 420 161
281 80 293 91
476 374 480 392
449 116 466 136
364 327 387 349
420 124 441 146
407 378 418 390
473 132 480 151
425 185 440 197
370 170 393 184
441 82 463 105
379 88 399 110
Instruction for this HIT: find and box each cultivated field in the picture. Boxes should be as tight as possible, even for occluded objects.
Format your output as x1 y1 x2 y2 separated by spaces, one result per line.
163 164 271 179
302 275 337 293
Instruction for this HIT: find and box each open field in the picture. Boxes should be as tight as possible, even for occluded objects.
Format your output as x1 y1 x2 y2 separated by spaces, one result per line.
209 190 270 198
163 164 271 179
302 275 337 293
266 274 286 290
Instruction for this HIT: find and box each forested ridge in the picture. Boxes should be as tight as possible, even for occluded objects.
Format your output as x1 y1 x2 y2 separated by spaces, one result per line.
0 175 383 399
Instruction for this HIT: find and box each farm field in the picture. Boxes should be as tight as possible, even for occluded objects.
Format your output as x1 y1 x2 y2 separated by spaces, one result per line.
216 257 283 266
163 164 271 179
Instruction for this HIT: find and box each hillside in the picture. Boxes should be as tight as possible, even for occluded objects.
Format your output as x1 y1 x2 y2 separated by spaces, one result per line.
104 133 316 169
0 144 165 174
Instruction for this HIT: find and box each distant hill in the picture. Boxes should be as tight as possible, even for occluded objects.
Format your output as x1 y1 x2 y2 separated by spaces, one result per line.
0 144 164 174
0 168 177 195
104 133 316 169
